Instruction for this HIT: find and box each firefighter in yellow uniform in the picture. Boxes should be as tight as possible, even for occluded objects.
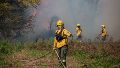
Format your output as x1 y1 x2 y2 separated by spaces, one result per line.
76 24 82 41
53 20 72 68
100 25 107 42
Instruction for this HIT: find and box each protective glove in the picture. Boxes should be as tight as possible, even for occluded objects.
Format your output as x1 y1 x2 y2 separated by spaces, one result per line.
53 47 57 50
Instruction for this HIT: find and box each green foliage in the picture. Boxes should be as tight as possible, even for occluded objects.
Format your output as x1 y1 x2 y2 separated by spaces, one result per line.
0 40 24 56
0 40 14 55
73 49 88 61
0 58 7 65
30 39 52 50
73 43 120 68
18 0 40 7
0 0 40 39
90 55 120 68
28 49 50 58
0 40 120 68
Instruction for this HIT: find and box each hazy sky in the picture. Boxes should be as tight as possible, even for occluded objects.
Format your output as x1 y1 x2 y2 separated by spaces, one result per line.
27 0 120 41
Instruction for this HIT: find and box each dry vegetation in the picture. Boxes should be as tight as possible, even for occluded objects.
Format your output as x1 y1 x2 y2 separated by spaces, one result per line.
0 39 120 68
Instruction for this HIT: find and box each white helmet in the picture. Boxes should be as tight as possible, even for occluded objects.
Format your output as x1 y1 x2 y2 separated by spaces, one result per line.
77 24 80 27
101 25 105 28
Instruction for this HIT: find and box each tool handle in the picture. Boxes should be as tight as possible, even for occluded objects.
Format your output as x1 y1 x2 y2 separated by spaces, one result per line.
54 50 66 68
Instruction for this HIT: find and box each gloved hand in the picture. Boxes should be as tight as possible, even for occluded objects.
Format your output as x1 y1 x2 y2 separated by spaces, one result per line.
53 47 57 50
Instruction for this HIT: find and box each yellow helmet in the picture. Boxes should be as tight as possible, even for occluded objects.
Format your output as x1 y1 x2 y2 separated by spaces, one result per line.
56 20 64 26
101 25 105 28
77 24 80 27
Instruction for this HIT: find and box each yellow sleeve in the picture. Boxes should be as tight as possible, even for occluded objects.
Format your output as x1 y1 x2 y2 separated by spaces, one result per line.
53 37 57 48
63 29 72 37
53 30 58 48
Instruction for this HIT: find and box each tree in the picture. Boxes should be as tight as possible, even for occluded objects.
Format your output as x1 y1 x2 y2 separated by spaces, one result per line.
49 16 59 37
0 0 40 39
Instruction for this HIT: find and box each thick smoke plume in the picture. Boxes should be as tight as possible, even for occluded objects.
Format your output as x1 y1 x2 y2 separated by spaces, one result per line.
25 0 120 41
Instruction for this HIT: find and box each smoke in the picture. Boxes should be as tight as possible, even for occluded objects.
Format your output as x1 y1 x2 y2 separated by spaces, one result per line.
25 0 120 41
96 0 120 41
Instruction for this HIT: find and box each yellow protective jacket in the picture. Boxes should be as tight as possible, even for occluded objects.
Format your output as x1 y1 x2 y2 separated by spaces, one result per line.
101 28 107 37
53 29 72 48
76 27 82 37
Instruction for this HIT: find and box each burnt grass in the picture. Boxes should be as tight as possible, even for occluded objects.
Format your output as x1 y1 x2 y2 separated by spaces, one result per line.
0 40 120 68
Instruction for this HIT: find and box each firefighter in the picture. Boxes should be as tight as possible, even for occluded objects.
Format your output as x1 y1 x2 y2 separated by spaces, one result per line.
76 24 82 41
100 25 107 42
53 20 72 68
